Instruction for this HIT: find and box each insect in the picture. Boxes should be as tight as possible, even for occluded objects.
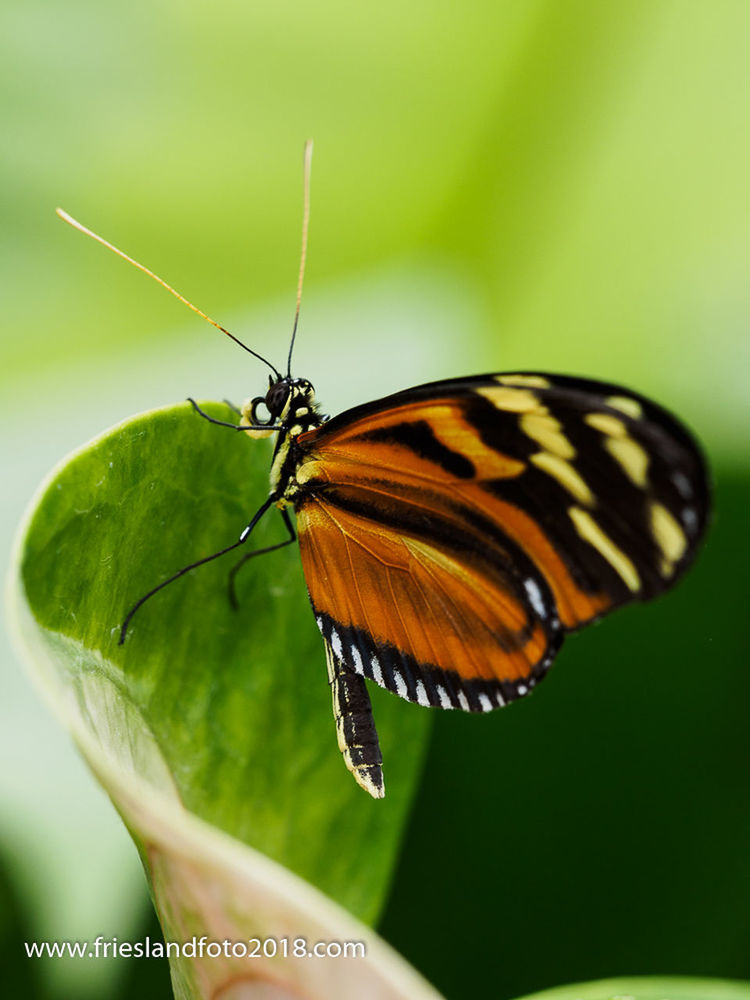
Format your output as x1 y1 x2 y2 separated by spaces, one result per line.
58 142 710 798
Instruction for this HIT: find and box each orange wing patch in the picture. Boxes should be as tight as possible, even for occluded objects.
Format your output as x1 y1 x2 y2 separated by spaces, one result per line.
296 485 562 710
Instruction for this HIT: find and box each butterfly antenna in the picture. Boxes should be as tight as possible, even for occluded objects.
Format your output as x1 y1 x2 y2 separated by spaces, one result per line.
56 208 282 379
286 138 313 377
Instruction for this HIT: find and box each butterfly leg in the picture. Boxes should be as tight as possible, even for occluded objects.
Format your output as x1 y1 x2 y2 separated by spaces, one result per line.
324 642 384 799
118 495 276 644
222 398 242 415
227 508 296 610
187 398 280 433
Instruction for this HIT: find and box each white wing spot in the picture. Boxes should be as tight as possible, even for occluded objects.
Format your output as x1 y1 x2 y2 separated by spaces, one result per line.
457 691 470 711
436 684 452 709
478 693 493 712
517 684 528 696
370 656 384 686
316 616 324 632
350 646 364 675
682 506 699 533
524 578 547 619
495 690 506 707
672 470 693 499
415 680 430 706
393 669 408 699
331 629 343 660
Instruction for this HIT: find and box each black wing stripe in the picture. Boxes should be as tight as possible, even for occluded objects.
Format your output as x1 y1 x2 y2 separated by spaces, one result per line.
358 420 476 479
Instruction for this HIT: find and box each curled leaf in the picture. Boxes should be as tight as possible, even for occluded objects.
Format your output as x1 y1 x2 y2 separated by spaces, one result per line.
9 402 434 998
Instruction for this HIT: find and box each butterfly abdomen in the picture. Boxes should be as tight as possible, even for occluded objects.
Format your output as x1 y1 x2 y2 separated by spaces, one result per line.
323 631 384 798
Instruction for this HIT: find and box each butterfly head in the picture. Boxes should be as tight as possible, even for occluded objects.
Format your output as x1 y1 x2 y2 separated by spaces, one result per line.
241 375 320 436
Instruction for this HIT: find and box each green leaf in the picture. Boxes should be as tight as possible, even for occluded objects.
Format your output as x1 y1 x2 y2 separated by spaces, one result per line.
518 977 750 1000
9 402 435 998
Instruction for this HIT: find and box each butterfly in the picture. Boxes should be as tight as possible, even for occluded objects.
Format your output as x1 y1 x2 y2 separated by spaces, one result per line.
193 370 708 798
58 144 711 799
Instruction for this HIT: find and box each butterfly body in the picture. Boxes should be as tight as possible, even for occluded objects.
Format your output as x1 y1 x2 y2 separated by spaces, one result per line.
231 370 709 799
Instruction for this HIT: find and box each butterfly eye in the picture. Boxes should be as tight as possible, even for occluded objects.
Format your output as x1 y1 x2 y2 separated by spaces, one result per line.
265 381 291 417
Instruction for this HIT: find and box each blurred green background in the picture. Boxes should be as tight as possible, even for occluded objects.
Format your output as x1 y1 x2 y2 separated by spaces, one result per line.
2 1 749 998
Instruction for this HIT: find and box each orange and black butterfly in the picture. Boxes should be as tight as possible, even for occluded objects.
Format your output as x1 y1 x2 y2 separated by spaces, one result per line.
58 145 710 798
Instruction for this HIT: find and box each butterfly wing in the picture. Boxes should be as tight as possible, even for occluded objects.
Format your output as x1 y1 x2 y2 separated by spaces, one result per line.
292 372 709 715
297 474 563 712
